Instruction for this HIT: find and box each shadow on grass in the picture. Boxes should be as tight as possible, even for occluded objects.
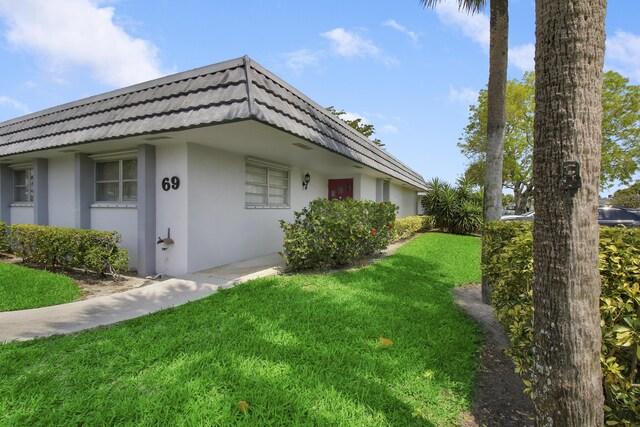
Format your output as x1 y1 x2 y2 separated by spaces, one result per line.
0 234 481 426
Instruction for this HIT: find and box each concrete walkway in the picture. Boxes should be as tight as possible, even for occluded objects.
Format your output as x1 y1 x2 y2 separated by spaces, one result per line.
0 253 285 343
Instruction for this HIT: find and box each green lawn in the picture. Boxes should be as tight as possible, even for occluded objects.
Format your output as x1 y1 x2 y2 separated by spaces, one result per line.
0 233 481 426
0 262 82 312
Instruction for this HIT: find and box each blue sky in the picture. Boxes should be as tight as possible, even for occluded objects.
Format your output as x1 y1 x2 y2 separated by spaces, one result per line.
0 0 638 194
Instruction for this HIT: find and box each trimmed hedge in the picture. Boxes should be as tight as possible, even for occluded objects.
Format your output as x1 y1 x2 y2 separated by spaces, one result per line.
485 221 640 424
280 198 397 271
0 222 9 252
10 224 129 276
393 215 435 241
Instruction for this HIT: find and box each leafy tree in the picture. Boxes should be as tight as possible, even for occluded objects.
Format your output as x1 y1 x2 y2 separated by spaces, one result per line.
460 73 534 213
532 0 606 424
502 193 514 208
460 71 640 213
420 0 508 304
326 106 384 147
611 181 640 207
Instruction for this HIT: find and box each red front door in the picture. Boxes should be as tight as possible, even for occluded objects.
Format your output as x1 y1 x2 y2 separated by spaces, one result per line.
328 179 353 200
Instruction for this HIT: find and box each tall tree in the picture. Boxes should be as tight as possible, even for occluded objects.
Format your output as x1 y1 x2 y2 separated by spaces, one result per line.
460 71 640 213
460 73 535 214
532 0 606 424
421 0 508 304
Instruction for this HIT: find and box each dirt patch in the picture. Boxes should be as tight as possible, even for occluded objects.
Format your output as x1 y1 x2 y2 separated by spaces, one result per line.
454 284 535 426
1 253 155 300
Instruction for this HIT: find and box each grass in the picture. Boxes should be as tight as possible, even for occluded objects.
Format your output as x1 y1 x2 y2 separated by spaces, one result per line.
0 233 481 426
0 262 82 312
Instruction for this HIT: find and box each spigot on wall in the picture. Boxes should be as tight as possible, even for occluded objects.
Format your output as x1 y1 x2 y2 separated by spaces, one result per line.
157 228 174 245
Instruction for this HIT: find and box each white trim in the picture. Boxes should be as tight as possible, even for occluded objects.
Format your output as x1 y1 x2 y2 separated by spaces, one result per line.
245 156 289 170
89 150 137 161
10 202 33 207
8 162 33 170
90 203 137 209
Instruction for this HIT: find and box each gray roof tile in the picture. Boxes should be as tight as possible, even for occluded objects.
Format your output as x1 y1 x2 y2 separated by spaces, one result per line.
0 56 427 189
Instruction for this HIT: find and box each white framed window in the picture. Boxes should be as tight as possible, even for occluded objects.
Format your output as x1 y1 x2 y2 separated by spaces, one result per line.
13 167 34 203
95 159 137 203
245 159 289 208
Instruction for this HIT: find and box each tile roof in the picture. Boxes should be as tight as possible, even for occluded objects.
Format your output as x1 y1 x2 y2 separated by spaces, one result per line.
0 56 427 189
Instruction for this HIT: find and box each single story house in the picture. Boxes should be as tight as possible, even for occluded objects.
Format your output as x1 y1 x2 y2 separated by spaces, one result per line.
0 56 428 277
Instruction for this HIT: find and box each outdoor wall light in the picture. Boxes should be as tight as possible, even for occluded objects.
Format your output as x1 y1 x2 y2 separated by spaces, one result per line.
302 172 311 190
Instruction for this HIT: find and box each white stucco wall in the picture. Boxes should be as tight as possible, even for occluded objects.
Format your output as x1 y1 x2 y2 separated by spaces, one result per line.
186 143 328 273
390 184 418 218
155 143 189 277
91 206 138 268
10 206 33 224
358 174 377 201
48 155 75 228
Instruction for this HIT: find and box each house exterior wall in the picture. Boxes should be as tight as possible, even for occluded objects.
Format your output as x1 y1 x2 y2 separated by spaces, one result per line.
90 206 138 266
359 174 377 201
10 206 33 224
155 143 189 277
186 143 328 274
48 156 75 228
0 130 421 277
390 183 418 218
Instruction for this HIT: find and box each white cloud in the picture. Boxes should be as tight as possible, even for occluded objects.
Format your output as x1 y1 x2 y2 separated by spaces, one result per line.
282 49 320 72
321 28 398 66
434 0 489 51
449 86 479 104
510 43 535 72
381 124 399 134
383 19 419 46
0 0 164 88
321 28 381 58
338 111 369 123
0 96 29 114
606 30 640 81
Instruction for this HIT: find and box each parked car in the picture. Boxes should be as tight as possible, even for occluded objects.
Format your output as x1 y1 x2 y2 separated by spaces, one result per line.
501 207 640 227
598 207 640 227
501 211 535 221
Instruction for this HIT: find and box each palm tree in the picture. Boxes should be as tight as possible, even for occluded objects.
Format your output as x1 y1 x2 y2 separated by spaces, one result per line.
532 0 606 424
420 0 508 303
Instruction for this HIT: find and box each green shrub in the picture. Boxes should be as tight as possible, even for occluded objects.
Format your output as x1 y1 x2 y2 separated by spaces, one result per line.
0 222 9 252
421 177 482 235
393 215 435 241
10 224 129 276
280 198 397 271
485 221 640 424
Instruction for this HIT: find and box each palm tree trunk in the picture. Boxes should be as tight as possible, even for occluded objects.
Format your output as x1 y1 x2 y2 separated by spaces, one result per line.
481 0 508 304
532 0 606 424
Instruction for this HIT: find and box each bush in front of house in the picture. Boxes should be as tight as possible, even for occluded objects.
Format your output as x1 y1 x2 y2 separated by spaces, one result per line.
280 198 397 271
10 224 129 276
421 177 483 235
484 221 640 425
393 215 435 241
0 221 9 252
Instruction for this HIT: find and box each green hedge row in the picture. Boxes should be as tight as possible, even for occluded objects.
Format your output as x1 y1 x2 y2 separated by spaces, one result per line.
393 215 435 241
485 221 640 424
0 222 9 252
10 224 129 276
280 198 397 271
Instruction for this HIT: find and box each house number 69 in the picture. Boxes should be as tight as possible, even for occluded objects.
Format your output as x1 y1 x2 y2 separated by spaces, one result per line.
161 176 180 191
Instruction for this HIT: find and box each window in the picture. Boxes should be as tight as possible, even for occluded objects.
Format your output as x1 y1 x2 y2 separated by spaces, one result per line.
245 161 289 208
14 168 33 202
95 159 137 203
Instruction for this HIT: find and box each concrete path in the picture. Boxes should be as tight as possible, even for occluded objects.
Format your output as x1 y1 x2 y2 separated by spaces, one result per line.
0 237 413 344
0 254 286 343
